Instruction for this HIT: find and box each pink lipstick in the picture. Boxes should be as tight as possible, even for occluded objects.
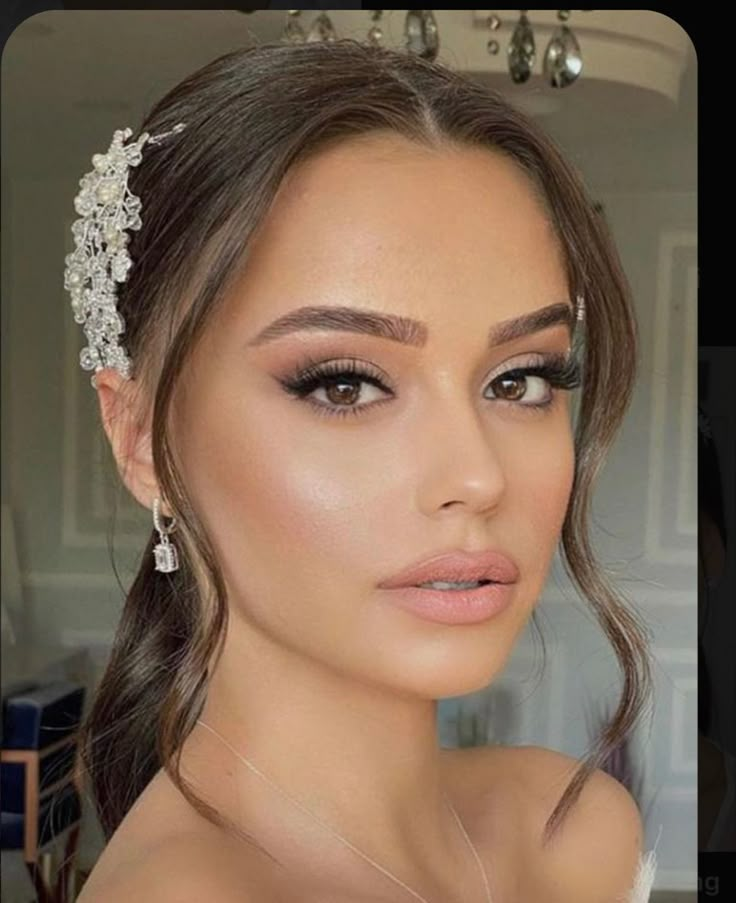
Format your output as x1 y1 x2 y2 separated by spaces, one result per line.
378 549 519 625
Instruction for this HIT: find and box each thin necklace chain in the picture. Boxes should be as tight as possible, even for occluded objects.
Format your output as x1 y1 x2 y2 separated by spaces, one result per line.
195 719 493 903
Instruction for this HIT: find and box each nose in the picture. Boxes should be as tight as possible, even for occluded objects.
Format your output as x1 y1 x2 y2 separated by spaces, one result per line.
413 393 507 518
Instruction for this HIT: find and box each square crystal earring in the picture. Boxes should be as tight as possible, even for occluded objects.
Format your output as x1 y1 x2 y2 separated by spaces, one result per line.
152 497 179 573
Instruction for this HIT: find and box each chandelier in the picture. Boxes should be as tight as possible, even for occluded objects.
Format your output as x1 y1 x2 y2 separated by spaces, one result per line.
273 9 593 89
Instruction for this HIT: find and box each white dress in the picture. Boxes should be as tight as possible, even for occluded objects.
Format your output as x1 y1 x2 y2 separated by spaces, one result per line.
627 849 658 903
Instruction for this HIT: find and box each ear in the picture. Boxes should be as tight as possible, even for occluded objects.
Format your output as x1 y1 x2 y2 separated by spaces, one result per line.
93 367 169 515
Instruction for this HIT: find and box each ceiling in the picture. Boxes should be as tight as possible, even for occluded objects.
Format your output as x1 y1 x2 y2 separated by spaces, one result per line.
2 9 696 189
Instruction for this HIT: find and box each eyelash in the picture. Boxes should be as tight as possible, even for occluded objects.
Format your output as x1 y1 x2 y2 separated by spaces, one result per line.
279 352 582 420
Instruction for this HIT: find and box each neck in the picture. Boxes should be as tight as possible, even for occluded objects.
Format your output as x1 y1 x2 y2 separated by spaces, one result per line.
180 619 477 895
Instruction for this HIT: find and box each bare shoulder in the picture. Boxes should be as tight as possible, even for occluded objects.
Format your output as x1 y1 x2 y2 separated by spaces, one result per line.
76 770 274 902
506 744 644 902
77 830 267 902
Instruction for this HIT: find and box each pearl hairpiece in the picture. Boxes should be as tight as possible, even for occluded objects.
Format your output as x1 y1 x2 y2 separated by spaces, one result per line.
64 123 186 388
65 121 584 391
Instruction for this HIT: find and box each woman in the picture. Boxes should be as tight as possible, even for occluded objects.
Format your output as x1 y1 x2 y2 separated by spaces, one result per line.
71 40 657 901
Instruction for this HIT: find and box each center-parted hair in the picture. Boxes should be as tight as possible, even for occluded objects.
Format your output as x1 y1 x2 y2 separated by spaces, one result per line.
78 39 653 860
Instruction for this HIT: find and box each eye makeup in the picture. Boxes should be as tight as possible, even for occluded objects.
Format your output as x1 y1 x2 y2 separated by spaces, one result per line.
277 349 582 421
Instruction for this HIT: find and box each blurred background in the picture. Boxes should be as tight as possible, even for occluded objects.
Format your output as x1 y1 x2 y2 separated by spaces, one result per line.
1 9 696 900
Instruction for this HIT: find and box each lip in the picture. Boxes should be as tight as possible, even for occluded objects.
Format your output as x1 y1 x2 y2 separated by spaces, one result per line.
378 548 520 590
380 582 515 625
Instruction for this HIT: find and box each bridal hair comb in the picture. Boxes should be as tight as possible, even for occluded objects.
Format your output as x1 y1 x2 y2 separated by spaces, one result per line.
65 120 585 392
64 123 186 388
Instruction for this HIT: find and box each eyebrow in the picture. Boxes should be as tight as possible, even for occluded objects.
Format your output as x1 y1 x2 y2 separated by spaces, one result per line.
247 301 574 349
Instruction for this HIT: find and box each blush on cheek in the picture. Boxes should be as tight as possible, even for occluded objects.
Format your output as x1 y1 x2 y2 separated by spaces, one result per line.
518 443 574 544
217 444 364 584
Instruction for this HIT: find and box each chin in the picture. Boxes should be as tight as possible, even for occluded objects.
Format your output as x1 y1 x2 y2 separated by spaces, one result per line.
387 646 514 702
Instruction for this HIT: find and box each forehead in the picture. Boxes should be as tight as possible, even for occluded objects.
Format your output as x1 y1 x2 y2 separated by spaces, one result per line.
221 133 567 334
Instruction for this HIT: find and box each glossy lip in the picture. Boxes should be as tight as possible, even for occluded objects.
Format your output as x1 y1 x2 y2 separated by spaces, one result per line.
377 548 520 590
379 582 515 625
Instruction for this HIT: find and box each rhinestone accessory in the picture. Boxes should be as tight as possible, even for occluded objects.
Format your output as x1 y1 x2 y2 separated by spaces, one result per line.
64 123 186 389
576 294 585 321
152 496 179 573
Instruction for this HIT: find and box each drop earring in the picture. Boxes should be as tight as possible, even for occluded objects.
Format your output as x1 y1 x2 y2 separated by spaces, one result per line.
152 496 179 573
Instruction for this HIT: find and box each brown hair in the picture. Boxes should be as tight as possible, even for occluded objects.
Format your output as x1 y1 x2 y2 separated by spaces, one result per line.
78 38 653 860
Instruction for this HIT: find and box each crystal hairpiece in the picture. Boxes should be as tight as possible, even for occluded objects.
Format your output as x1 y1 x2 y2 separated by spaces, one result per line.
575 294 585 322
64 122 186 388
65 122 583 391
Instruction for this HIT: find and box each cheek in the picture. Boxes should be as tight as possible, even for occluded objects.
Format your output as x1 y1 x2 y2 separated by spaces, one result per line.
178 398 379 599
513 427 575 558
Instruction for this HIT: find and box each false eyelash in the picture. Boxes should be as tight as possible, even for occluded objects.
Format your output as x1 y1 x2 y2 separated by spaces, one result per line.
279 357 394 420
279 351 582 420
499 351 582 395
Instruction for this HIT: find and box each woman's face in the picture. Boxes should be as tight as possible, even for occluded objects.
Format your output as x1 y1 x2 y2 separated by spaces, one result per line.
172 133 576 698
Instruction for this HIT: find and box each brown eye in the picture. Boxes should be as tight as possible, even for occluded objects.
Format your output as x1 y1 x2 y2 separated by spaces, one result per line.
325 378 362 406
493 374 528 402
279 358 395 419
483 358 573 409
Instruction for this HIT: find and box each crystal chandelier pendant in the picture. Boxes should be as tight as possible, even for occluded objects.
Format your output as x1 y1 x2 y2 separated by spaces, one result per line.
281 10 305 45
543 24 582 87
306 11 337 43
366 9 384 47
367 24 383 47
486 11 501 55
404 10 439 61
508 10 536 84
